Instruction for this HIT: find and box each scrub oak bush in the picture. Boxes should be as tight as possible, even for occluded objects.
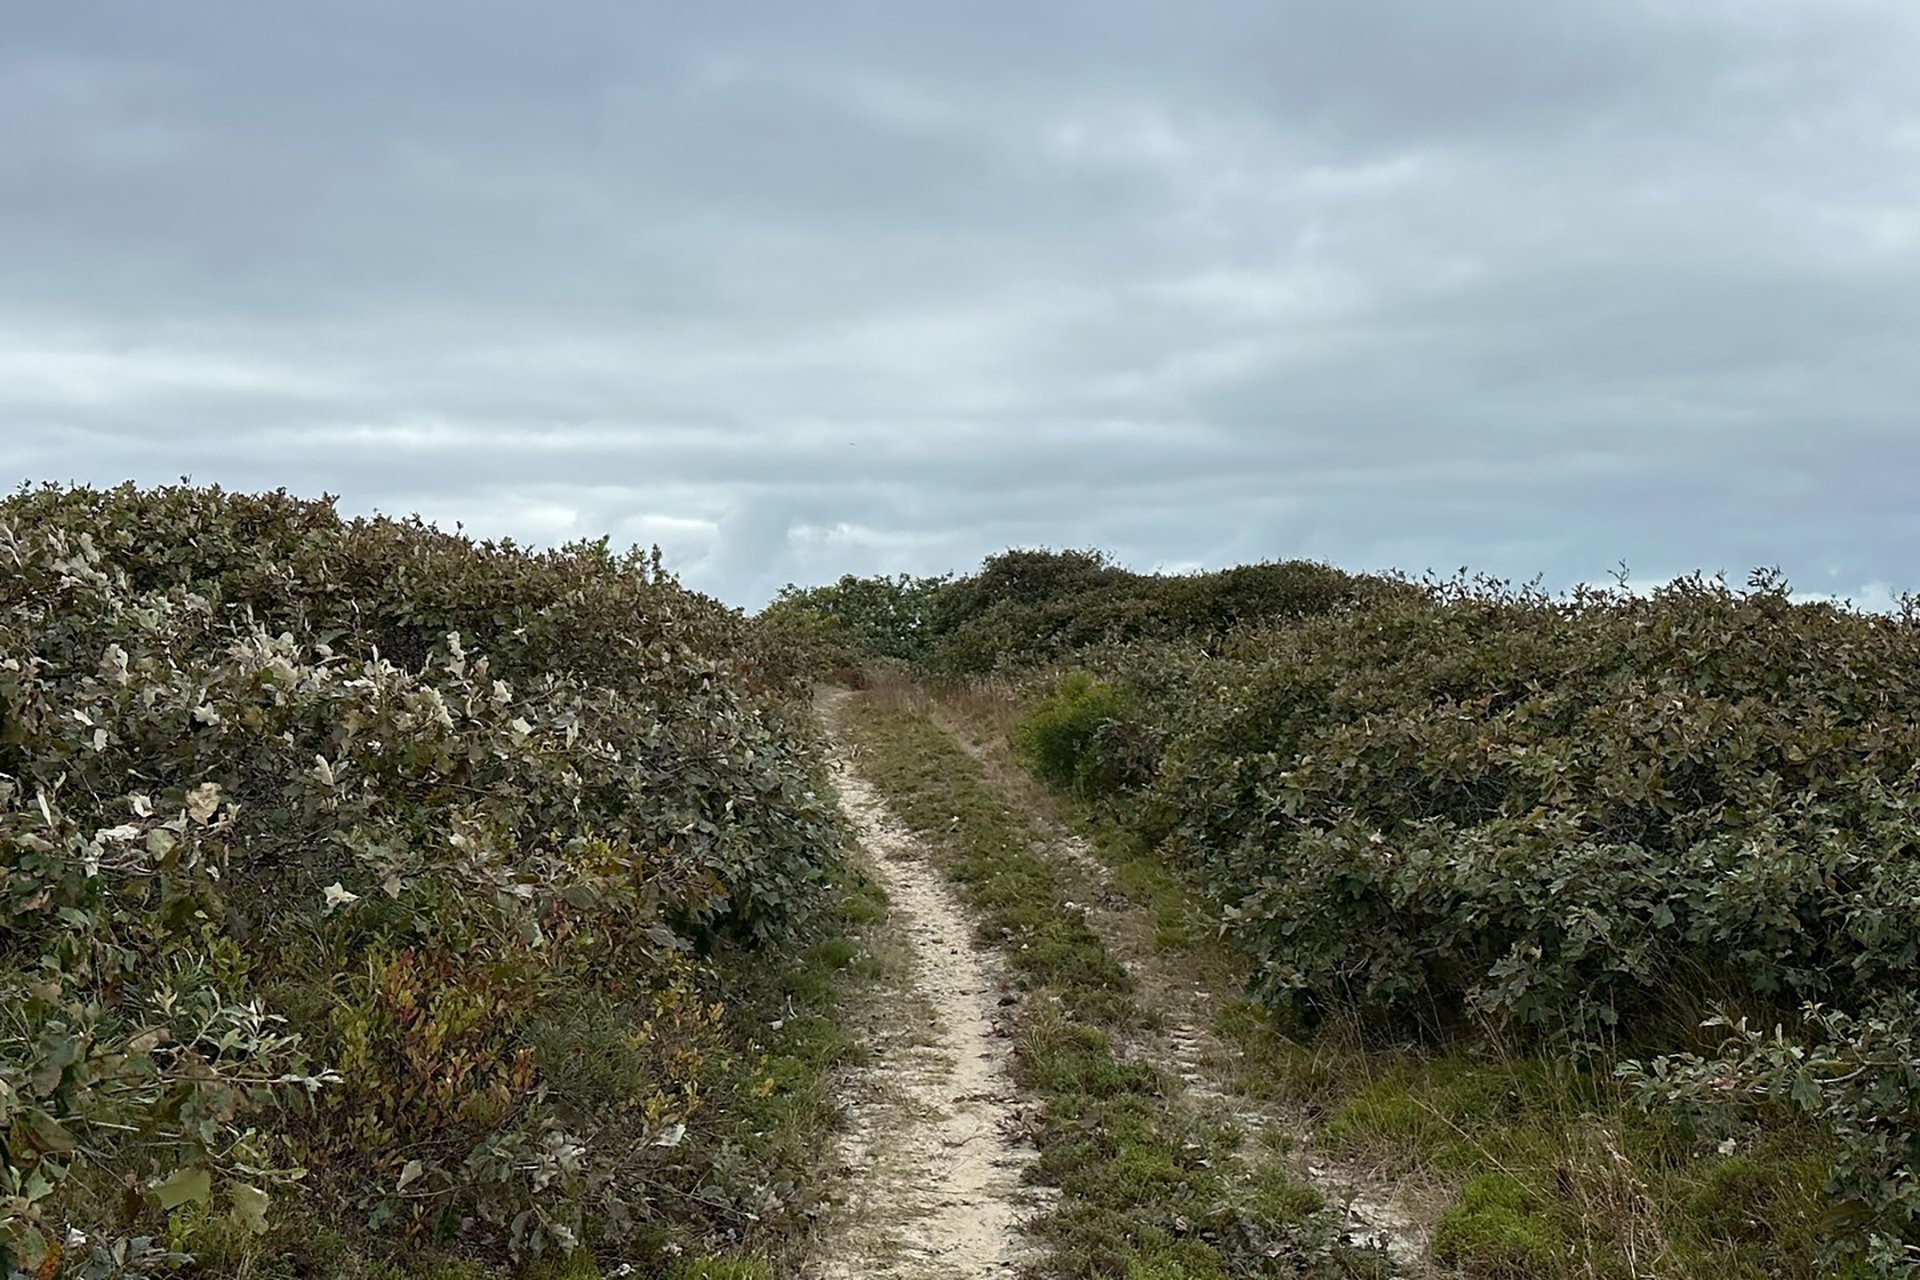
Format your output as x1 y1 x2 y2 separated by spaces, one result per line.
0 484 842 1277
1145 574 1920 1051
919 549 1394 678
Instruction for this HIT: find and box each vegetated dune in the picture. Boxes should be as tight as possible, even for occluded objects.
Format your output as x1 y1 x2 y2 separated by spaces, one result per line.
2 484 844 1278
23 496 1920 1277
773 550 1920 1275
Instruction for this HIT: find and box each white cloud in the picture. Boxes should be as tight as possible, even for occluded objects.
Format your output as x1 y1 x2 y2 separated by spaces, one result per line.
0 332 334 408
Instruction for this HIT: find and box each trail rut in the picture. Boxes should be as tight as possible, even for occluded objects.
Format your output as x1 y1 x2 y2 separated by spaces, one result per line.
811 698 1043 1278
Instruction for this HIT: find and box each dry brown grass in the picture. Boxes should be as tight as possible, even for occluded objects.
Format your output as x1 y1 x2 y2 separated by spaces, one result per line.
941 675 1026 743
852 661 930 714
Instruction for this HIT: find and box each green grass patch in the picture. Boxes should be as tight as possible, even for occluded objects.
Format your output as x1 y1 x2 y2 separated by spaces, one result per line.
663 1258 775 1280
1312 1057 1850 1278
1431 1173 1564 1277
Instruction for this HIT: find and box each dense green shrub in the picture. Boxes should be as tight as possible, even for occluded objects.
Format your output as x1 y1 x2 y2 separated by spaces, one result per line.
756 573 948 677
756 550 1397 682
1139 575 1920 1051
0 484 842 1277
1015 673 1125 793
918 550 1393 678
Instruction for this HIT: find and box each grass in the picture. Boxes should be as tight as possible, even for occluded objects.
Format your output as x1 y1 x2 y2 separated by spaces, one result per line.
928 678 1857 1280
1205 925 1850 1279
1431 1174 1563 1276
839 694 1386 1279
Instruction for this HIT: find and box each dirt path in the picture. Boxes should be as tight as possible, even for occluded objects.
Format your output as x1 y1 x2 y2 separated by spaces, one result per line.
929 706 1434 1272
1049 825 1433 1268
811 696 1043 1278
808 689 1430 1275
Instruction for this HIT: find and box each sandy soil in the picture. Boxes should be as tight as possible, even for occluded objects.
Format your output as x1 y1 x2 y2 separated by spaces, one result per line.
810 701 1045 1278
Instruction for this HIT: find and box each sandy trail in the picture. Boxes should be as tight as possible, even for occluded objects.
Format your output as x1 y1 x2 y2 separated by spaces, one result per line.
812 697 1042 1279
932 707 1433 1272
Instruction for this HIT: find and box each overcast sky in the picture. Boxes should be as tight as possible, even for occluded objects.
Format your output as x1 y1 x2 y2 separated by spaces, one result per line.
4 2 1918 607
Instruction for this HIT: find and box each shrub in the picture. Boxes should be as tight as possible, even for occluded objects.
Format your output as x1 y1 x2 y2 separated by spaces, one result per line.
0 484 843 1276
756 573 948 678
1131 576 1920 1041
760 549 1395 681
1015 673 1128 794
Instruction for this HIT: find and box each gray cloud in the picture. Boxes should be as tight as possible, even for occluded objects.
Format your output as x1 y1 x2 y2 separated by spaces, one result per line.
3 1 1918 606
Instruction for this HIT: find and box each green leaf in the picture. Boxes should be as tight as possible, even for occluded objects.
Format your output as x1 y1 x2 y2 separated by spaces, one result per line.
11 1225 51 1271
1788 1071 1824 1113
154 1165 213 1210
27 1033 81 1097
229 1181 271 1234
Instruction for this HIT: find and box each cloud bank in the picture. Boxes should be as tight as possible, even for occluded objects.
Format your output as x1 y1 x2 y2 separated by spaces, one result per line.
5 1 1918 605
